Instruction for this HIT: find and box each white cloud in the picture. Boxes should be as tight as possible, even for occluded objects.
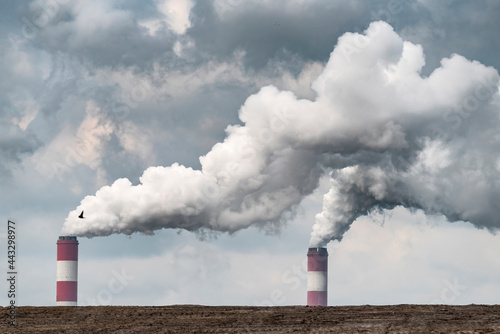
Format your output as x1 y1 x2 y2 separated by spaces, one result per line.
158 0 194 34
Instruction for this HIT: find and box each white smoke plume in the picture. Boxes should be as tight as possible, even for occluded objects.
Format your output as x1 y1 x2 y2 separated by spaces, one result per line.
62 21 500 247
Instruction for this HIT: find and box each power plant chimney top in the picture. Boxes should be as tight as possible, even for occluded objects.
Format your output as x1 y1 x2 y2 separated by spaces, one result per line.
308 247 327 254
58 236 77 241
57 236 78 245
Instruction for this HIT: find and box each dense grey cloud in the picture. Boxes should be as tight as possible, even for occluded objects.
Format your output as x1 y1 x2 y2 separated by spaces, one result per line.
0 124 39 179
18 0 175 69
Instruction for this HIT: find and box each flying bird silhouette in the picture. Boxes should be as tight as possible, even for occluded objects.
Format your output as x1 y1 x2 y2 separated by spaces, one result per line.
78 211 84 219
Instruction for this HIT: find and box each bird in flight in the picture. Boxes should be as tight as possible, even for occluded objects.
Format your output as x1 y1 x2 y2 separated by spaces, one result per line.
78 211 84 219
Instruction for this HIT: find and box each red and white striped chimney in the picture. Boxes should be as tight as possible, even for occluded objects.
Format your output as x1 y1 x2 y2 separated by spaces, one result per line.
57 236 78 306
307 247 328 306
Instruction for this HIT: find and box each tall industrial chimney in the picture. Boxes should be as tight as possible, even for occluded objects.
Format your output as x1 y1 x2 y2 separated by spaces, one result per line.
307 247 328 306
56 236 78 306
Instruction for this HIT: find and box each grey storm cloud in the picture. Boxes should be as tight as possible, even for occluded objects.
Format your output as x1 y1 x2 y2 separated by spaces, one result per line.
63 22 500 250
7 0 500 74
0 125 39 179
27 1 177 69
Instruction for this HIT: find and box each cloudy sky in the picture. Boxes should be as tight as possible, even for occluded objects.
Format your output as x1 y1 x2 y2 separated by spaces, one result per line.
2 0 500 307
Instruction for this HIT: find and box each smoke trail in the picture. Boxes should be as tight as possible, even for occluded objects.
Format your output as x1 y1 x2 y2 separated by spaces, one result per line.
62 21 500 246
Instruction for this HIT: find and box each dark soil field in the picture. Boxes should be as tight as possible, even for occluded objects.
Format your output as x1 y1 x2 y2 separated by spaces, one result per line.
2 304 500 333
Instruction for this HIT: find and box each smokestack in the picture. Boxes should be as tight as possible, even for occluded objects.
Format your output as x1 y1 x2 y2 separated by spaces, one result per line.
56 236 78 306
307 247 328 306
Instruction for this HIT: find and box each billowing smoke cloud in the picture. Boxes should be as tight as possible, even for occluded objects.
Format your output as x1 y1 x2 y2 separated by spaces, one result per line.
63 21 500 247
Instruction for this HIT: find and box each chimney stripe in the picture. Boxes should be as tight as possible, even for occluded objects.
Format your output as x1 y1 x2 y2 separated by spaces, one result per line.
57 242 78 261
56 281 77 302
57 261 78 281
307 271 327 291
307 291 327 307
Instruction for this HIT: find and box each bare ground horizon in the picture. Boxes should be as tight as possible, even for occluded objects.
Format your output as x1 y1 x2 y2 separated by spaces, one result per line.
2 304 500 333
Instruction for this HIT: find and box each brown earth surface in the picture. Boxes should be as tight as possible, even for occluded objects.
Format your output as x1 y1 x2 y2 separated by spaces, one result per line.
2 304 500 333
